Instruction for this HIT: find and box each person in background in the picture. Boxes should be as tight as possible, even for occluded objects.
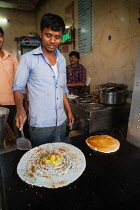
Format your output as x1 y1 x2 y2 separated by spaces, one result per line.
0 27 18 135
66 51 86 95
13 13 74 147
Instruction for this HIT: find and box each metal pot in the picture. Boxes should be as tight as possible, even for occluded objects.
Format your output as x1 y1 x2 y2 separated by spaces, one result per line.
0 107 9 145
99 90 128 105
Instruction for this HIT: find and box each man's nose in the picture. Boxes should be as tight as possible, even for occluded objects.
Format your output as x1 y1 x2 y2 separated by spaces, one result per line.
50 36 55 43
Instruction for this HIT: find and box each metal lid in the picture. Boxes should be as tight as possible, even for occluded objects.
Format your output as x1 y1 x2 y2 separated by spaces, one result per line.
100 90 126 94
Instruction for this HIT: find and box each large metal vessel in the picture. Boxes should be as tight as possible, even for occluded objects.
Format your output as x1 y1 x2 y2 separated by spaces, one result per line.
0 107 9 145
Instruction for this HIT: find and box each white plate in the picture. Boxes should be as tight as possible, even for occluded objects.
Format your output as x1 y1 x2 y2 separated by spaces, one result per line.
67 94 79 99
17 142 86 188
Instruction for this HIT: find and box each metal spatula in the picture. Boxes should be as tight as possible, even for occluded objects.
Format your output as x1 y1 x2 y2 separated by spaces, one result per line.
16 129 32 150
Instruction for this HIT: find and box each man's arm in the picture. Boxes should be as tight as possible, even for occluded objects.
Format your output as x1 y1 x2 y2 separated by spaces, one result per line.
63 93 74 126
14 90 27 131
67 82 85 87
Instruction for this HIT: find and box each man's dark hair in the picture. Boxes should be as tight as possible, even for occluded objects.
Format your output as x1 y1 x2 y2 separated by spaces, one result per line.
69 51 80 59
40 13 65 34
0 27 4 36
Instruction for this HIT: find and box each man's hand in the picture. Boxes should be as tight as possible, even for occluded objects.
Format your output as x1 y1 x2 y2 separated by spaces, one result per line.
14 90 27 131
15 107 27 131
67 110 74 126
63 93 74 126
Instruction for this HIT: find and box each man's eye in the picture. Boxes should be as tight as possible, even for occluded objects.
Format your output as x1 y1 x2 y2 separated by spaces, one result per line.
55 36 61 40
46 34 51 38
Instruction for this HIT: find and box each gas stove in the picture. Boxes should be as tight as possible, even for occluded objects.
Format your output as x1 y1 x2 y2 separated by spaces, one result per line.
69 93 130 135
71 93 103 110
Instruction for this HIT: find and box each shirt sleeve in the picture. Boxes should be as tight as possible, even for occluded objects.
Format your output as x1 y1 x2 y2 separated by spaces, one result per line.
13 54 30 93
12 55 19 74
63 85 69 94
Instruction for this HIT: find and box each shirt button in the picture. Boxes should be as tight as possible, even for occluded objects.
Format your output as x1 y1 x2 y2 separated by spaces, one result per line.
57 98 58 100
53 76 55 78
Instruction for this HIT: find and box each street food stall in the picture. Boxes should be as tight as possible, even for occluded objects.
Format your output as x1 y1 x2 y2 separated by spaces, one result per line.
0 41 140 210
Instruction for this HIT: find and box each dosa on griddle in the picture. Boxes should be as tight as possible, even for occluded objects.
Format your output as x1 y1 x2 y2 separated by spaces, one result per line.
17 142 86 188
86 135 120 153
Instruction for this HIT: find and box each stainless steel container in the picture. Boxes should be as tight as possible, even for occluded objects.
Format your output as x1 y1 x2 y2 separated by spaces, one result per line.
99 90 128 105
0 107 9 145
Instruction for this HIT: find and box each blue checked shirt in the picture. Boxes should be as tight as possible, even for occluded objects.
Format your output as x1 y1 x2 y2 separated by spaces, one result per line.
13 45 68 127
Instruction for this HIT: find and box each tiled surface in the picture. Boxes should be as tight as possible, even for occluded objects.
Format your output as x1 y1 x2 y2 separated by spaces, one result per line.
132 0 140 37
130 37 140 70
93 0 111 17
93 13 110 45
91 43 109 70
108 70 129 84
108 39 131 71
90 0 139 91
90 70 108 92
109 3 133 41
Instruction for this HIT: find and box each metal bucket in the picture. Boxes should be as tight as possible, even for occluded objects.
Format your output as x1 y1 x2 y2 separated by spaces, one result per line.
0 107 9 145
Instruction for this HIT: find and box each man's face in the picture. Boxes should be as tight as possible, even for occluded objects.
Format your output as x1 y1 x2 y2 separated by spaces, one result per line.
40 27 62 53
69 55 79 66
0 32 4 49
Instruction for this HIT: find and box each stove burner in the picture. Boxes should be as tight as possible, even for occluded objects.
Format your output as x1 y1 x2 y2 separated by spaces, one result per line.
83 103 104 110
80 98 93 103
72 94 94 103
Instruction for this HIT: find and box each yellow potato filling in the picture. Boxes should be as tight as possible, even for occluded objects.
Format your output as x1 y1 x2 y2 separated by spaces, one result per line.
42 153 62 166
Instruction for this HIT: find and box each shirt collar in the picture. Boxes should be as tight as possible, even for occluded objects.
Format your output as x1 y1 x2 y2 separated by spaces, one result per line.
32 45 63 61
1 49 11 60
68 63 79 69
32 45 43 55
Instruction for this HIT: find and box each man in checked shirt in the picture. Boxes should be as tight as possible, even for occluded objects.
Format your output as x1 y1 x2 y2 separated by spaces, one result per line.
66 51 86 95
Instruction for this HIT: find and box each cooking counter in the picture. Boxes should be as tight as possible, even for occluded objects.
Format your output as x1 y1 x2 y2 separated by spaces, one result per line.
68 96 130 136
0 130 140 210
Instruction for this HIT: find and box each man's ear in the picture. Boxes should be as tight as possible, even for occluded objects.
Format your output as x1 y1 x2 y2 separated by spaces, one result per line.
40 30 43 38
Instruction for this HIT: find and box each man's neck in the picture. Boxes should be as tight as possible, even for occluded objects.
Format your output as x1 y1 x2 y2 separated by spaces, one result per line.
42 49 56 66
71 63 77 68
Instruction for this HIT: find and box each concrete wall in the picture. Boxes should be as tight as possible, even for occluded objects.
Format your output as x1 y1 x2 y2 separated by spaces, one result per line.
1 0 139 92
0 8 36 58
36 0 140 92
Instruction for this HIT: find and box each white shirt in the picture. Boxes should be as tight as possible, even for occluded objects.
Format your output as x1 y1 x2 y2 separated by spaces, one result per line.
51 63 58 81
